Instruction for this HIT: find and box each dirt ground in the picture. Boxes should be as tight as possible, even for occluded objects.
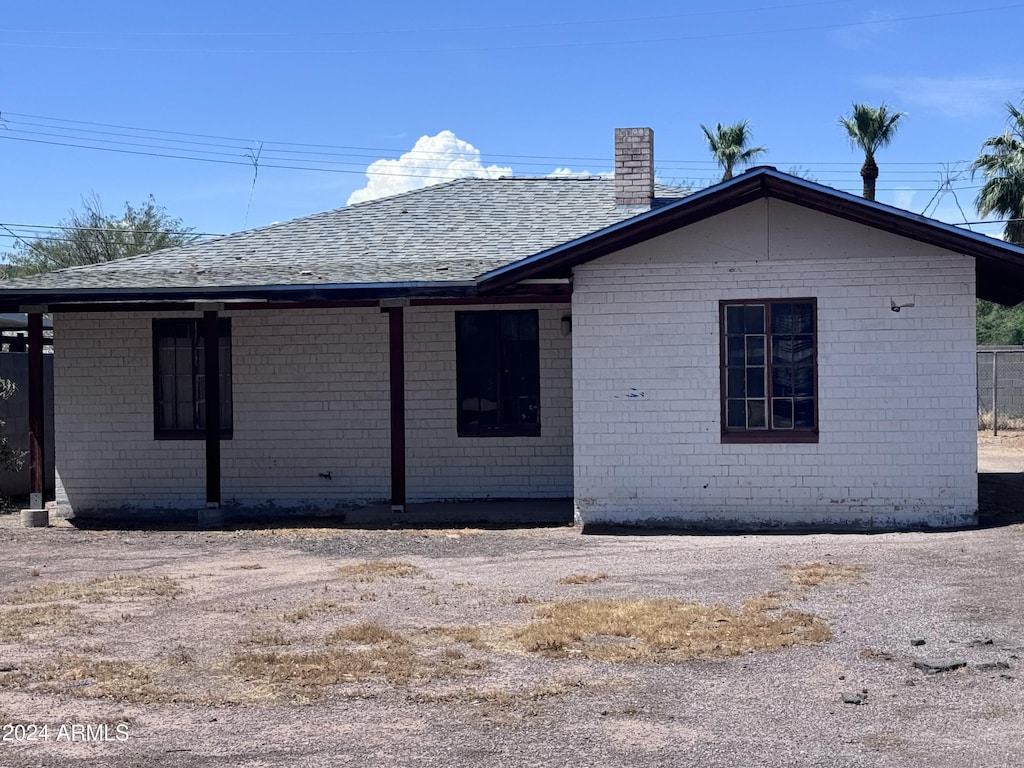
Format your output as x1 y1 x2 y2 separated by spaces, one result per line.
0 437 1021 768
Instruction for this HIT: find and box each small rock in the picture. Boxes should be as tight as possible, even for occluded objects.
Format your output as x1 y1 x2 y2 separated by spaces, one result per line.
838 675 846 680
976 661 1011 672
1000 674 1014 681
841 692 866 705
913 659 967 674
968 638 994 647
911 639 926 647
0 664 16 673
904 679 916 687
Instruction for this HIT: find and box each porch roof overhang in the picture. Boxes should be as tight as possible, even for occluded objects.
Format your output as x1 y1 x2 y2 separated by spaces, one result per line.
476 168 1024 306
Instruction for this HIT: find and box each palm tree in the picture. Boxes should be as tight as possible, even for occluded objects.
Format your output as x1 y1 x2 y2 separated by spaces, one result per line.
971 99 1024 245
839 103 906 201
700 121 767 182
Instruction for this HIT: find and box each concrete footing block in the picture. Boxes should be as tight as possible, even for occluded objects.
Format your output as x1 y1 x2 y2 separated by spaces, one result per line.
21 508 49 528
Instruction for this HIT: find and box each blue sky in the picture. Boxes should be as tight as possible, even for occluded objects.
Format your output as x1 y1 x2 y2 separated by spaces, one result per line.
1 0 1022 251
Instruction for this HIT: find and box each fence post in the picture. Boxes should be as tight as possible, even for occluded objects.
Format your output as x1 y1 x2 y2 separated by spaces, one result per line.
992 350 999 437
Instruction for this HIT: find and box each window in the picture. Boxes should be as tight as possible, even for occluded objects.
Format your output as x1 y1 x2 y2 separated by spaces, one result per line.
153 319 232 439
456 310 540 437
720 299 817 443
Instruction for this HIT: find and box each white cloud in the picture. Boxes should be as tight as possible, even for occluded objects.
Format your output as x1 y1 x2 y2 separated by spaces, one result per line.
859 75 1018 118
347 131 512 205
547 167 600 178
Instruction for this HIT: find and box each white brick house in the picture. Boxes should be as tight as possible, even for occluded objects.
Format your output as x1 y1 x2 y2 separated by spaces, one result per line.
4 127 1024 530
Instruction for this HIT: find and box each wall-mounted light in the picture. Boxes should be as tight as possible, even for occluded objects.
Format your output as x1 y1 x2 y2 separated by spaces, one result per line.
560 314 572 336
890 296 915 313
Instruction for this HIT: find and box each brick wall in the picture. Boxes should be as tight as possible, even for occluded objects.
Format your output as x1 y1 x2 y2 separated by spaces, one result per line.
571 198 978 529
53 303 571 518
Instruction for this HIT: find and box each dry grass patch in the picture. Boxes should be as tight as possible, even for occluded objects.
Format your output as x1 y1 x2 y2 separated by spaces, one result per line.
233 644 422 696
514 598 832 661
336 561 423 582
9 656 180 704
0 605 96 641
328 622 405 645
279 598 352 623
782 562 864 588
8 575 183 604
558 572 608 585
240 627 293 647
224 563 265 571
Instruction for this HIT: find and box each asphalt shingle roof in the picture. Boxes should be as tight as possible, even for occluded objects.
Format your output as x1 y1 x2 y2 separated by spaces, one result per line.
0 178 689 293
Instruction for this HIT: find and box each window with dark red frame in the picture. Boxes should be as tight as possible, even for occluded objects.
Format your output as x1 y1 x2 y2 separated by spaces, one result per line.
720 299 817 443
456 310 540 437
153 319 233 439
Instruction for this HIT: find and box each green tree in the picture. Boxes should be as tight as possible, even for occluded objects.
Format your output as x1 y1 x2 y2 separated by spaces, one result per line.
4 194 197 277
971 99 1024 246
0 378 24 474
839 103 906 201
699 121 767 182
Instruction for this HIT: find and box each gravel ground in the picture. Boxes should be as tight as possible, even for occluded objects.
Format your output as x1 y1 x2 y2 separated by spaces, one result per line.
0 438 1021 768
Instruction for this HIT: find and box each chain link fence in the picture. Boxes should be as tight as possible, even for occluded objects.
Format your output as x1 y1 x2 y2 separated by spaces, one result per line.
978 346 1024 432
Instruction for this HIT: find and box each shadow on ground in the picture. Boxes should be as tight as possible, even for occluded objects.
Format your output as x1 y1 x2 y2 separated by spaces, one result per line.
978 472 1024 527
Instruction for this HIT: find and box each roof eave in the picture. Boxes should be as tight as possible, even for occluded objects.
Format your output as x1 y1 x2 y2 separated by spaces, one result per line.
476 169 1024 306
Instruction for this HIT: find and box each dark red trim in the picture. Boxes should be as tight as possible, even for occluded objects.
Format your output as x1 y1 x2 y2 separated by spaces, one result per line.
410 292 569 306
387 307 406 508
203 310 221 505
27 312 45 500
719 298 819 444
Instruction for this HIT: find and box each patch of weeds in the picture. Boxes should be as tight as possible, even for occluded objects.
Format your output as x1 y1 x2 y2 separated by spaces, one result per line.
514 598 832 661
224 564 265 571
422 625 487 650
510 595 535 605
782 562 864 588
336 561 423 582
0 605 96 641
279 599 352 623
8 656 181 704
558 572 608 585
240 628 292 647
328 622 405 645
8 575 183 604
232 644 422 697
164 645 194 665
359 592 379 602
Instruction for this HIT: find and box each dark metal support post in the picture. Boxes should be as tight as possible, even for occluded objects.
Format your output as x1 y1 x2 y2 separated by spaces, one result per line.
27 312 45 508
204 311 221 505
992 350 999 437
387 307 406 511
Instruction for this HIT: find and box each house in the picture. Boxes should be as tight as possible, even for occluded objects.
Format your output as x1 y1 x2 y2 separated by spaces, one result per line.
3 127 1024 530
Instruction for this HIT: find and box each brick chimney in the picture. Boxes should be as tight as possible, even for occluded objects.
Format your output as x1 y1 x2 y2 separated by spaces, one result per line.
614 127 654 208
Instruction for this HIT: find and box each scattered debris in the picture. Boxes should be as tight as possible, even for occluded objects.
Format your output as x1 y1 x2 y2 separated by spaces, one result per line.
976 661 1011 672
913 659 967 675
968 638 995 647
842 690 868 705
911 639 926 647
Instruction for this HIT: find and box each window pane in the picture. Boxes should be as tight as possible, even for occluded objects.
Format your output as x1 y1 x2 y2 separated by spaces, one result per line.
726 306 744 334
772 302 814 334
793 365 814 397
791 335 814 364
727 367 745 398
518 311 537 340
746 367 765 398
727 399 746 428
727 335 745 366
747 399 767 429
794 398 815 428
745 335 764 365
772 398 794 429
744 305 765 334
773 366 793 397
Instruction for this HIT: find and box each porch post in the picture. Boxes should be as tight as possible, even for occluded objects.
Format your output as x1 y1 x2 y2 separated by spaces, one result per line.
386 306 406 511
203 310 221 506
27 312 45 510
